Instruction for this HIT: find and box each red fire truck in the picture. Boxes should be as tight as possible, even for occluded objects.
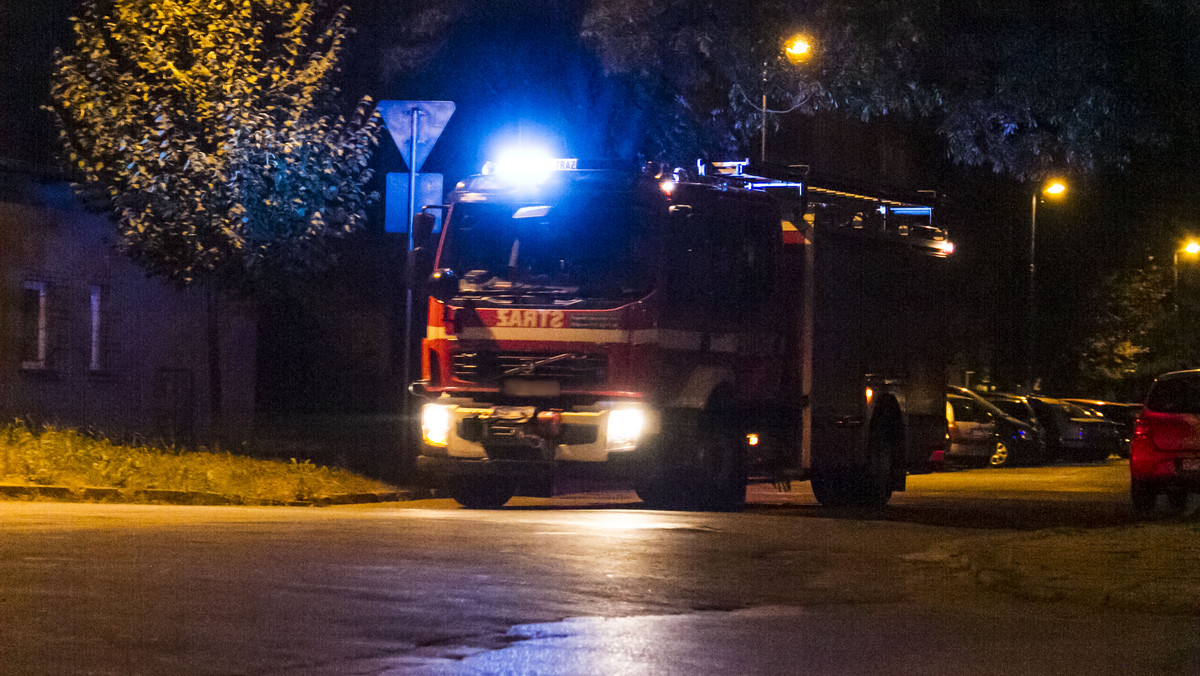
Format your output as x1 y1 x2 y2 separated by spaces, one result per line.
409 158 951 510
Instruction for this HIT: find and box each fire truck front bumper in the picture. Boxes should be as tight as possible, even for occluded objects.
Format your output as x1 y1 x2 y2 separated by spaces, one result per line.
418 400 659 467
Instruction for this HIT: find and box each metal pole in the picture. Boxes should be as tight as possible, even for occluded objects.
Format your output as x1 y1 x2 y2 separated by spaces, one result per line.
761 92 767 163
403 108 421 410
1028 191 1037 391
407 108 419 252
761 61 768 163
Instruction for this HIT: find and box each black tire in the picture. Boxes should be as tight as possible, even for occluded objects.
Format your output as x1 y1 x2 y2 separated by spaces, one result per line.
1131 480 1158 515
634 458 686 510
811 427 897 509
809 470 858 508
989 441 1011 468
448 476 514 509
636 398 746 512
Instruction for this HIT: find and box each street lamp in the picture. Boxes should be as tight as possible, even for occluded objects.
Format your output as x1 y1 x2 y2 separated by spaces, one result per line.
760 34 814 162
1174 239 1200 293
1027 178 1068 390
784 35 813 65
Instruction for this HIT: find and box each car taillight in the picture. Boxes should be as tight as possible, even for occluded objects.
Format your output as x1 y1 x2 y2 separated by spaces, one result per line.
1133 417 1151 439
1137 410 1200 452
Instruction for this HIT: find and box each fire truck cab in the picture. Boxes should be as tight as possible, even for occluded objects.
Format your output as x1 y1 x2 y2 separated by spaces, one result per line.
411 158 950 511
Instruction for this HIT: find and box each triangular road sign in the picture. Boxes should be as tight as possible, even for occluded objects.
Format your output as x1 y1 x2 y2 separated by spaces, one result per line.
378 100 455 174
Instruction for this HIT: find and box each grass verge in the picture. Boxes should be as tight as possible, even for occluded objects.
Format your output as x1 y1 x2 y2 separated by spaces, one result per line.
0 422 398 504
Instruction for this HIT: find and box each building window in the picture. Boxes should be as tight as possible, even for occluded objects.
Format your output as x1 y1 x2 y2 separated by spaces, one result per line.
89 284 104 371
20 281 47 370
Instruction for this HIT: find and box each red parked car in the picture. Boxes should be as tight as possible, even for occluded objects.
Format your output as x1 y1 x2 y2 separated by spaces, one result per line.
1130 369 1200 513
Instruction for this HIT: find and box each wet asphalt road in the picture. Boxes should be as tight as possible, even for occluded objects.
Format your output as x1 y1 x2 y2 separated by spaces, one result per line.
1 460 1198 675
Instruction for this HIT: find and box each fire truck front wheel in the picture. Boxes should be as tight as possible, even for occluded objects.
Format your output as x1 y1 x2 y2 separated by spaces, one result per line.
447 475 515 510
635 396 747 512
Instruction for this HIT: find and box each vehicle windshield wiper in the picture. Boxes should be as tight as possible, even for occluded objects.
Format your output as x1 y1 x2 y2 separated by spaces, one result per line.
502 353 582 377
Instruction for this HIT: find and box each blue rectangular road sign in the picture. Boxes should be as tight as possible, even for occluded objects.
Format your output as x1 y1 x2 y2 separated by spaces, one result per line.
384 172 443 234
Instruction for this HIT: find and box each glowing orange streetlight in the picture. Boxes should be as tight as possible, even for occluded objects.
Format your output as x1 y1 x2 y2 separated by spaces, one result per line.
761 34 816 162
1175 239 1200 292
784 35 813 65
1027 178 1068 389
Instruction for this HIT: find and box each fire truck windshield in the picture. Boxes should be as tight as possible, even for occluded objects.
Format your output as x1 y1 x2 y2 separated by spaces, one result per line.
438 190 659 305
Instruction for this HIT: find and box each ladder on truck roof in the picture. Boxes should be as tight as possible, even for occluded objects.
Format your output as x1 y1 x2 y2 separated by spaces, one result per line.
694 159 952 258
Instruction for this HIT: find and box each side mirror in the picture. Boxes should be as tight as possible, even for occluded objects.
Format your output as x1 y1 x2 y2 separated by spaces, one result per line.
426 268 459 302
413 212 437 248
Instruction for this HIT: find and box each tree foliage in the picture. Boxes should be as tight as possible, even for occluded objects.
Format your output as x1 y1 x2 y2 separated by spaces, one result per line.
580 0 1193 179
1079 261 1170 383
47 0 380 293
1080 256 1200 392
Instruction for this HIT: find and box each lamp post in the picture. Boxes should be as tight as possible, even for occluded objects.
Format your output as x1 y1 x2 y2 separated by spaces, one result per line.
1174 240 1200 291
1027 179 1067 391
760 34 813 162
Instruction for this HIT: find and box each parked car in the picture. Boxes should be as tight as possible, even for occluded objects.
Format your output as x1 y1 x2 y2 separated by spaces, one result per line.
980 393 1051 463
945 393 999 466
950 387 1046 466
1027 396 1125 462
1130 369 1200 513
1063 399 1141 458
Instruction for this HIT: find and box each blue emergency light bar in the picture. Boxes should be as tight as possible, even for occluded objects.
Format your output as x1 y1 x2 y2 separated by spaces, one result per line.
890 206 933 216
746 180 806 190
481 157 577 175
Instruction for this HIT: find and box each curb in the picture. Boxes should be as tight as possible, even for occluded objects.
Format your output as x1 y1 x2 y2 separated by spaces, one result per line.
0 484 427 507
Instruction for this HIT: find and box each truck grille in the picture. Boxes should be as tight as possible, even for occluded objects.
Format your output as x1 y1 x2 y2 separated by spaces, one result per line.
451 351 607 386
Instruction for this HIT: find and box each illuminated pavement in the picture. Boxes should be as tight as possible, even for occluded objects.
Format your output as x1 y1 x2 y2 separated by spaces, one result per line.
1 461 1197 674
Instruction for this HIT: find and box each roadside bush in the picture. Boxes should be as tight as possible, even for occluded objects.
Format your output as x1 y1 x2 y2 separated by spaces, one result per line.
0 422 395 503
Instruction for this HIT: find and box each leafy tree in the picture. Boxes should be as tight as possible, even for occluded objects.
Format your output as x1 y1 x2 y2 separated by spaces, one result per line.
47 0 381 432
1079 261 1170 385
580 0 1195 180
1080 254 1200 397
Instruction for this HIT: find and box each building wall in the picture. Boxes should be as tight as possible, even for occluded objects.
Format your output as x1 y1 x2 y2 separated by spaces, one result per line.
0 178 255 442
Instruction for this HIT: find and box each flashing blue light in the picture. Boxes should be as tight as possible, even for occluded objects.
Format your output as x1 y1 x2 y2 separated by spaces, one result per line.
891 207 933 216
491 148 557 185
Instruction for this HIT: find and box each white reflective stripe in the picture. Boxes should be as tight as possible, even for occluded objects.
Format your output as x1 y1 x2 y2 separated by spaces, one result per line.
632 329 702 350
427 326 447 340
449 326 772 352
457 327 630 343
709 334 739 353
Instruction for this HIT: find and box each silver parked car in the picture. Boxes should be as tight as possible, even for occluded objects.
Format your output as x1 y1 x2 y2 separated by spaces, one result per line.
946 393 998 466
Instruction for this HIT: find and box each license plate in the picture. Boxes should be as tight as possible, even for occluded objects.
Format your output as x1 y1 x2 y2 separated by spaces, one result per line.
502 379 561 397
1181 457 1200 472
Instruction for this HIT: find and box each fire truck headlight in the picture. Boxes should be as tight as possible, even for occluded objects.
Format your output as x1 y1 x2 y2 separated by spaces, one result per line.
421 404 453 447
606 408 646 451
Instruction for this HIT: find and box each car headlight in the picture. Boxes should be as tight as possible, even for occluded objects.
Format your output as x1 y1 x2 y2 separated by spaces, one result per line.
422 404 453 447
606 408 645 451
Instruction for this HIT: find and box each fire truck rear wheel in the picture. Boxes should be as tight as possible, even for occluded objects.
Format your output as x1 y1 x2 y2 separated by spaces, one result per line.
810 421 899 509
447 475 514 509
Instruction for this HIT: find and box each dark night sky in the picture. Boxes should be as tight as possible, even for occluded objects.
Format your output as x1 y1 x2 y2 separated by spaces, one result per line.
0 1 70 164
